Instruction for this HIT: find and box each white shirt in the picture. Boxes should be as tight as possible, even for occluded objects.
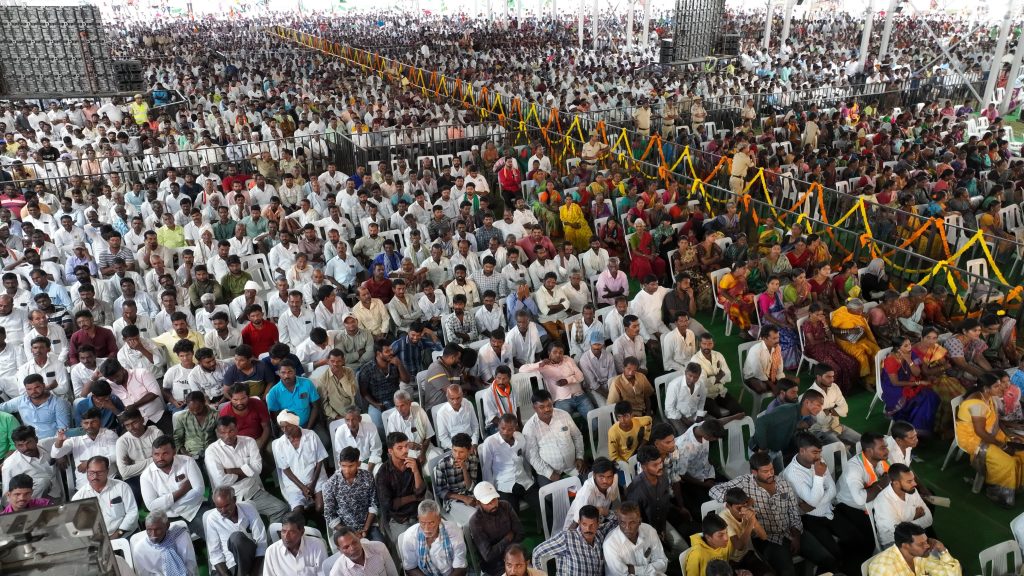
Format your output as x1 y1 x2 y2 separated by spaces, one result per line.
783 458 838 519
523 409 584 477
17 352 71 397
204 436 264 500
333 419 383 467
329 539 399 576
417 292 450 320
263 535 328 576
565 476 620 529
661 328 697 373
278 308 316 347
204 501 269 570
0 343 26 398
602 523 669 576
630 287 671 337
2 449 60 499
506 323 543 364
116 426 161 480
140 454 206 521
885 436 913 466
72 478 138 534
435 402 480 449
52 428 120 486
384 404 435 459
480 431 534 492
272 429 329 506
664 374 707 422
399 521 468 574
742 341 785 382
580 248 609 278
837 454 888 509
872 484 932 548
130 527 198 576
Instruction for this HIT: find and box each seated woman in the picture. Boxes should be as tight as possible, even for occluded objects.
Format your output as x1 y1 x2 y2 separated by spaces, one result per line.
672 237 714 311
628 219 667 280
980 313 1019 370
684 512 733 576
760 242 792 277
807 263 836 310
756 217 782 257
869 290 904 350
831 298 882 386
801 302 861 393
705 201 742 239
945 318 992 383
913 326 967 436
881 336 941 438
782 267 812 318
625 198 649 233
650 214 677 261
600 217 627 261
830 261 859 308
696 233 725 275
956 372 1024 508
860 258 888 301
533 182 563 237
559 192 592 252
758 275 801 371
718 260 757 340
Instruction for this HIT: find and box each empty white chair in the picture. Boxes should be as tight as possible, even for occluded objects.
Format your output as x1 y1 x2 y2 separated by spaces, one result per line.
794 316 819 376
979 540 1023 576
586 404 617 459
820 441 848 483
110 537 134 570
538 476 582 539
717 416 754 479
708 267 731 329
865 347 891 419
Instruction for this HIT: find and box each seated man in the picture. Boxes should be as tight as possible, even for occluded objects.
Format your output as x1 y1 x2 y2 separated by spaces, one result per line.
866 522 959 576
609 401 653 463
751 389 824 462
886 420 919 466
836 432 890 543
263 511 328 575
742 325 787 395
603 501 669 576
115 408 162 504
140 434 209 538
272 410 328 516
52 408 119 488
399 499 468 576
523 389 586 487
468 481 525 576
205 415 288 524
265 359 330 452
479 363 516 435
783 432 872 575
519 341 592 419
565 456 619 530
2 473 51 514
204 486 269 576
331 525 398 576
690 333 744 418
480 413 537 511
665 362 707 434
532 504 609 576
433 432 481 526
323 446 384 543
675 419 725 517
2 425 60 502
385 390 441 464
808 364 861 448
332 405 383 472
607 356 654 417
130 510 199 576
626 445 693 550
421 344 466 411
764 378 799 413
72 456 138 538
435 384 480 450
375 431 427 537
873 464 934 549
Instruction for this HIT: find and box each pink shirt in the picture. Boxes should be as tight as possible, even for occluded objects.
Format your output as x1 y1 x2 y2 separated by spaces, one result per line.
595 270 629 306
109 369 165 424
2 498 51 514
519 358 585 401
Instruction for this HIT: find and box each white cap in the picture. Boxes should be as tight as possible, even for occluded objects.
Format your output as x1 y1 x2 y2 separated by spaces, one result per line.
244 281 260 291
473 482 500 504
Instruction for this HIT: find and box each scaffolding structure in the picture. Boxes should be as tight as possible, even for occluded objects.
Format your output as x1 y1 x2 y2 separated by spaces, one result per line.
670 0 725 61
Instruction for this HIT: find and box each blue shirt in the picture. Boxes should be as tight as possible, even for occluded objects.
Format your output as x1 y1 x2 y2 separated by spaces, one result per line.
1012 370 1024 394
0 393 71 438
260 355 305 378
31 281 72 308
505 293 540 327
265 377 319 426
74 395 126 433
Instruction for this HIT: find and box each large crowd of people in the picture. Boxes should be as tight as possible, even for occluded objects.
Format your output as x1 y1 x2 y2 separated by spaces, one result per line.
1 7 1023 576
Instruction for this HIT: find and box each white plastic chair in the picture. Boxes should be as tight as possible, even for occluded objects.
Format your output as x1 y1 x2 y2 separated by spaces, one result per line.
653 371 682 422
322 552 342 576
511 372 542 423
737 340 772 415
538 476 582 539
700 499 725 518
267 522 325 544
586 404 617 459
979 540 1023 576
1011 512 1024 557
865 347 891 419
680 549 693 575
865 501 883 553
110 537 134 569
474 388 490 432
708 267 731 328
716 416 754 479
941 396 968 470
820 441 848 483
794 316 819 376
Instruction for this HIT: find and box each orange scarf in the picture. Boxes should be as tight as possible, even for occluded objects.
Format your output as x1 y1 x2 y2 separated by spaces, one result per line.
491 382 513 416
859 453 889 486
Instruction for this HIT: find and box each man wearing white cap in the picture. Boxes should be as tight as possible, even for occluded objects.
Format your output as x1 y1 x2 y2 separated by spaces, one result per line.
271 409 328 513
468 481 525 576
229 281 266 324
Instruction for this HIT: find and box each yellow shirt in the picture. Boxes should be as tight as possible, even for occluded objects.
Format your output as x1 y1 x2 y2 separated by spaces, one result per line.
129 101 150 125
684 533 732 576
156 225 187 248
608 416 652 462
866 544 961 576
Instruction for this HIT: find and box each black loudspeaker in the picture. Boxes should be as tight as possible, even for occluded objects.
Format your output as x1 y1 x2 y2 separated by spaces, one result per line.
660 38 674 64
113 60 144 93
719 34 740 56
